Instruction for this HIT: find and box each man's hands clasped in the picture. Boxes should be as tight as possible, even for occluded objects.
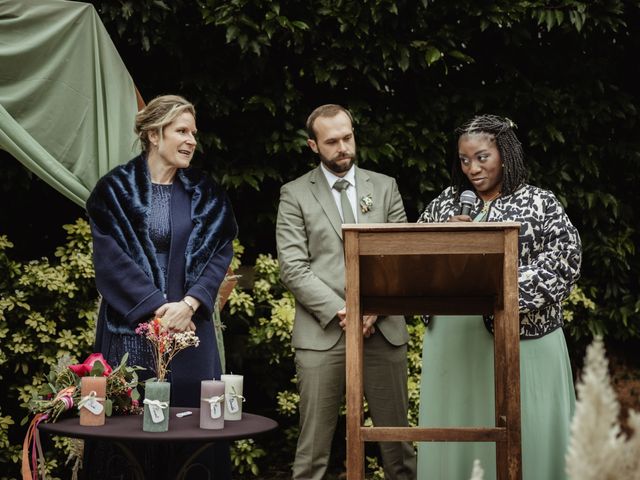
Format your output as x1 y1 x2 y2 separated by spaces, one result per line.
338 307 378 338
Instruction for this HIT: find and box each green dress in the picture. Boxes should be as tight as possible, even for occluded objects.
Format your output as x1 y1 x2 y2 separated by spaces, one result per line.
417 207 576 480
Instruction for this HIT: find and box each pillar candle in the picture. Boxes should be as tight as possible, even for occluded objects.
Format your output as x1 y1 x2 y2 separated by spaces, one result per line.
79 376 106 426
220 374 244 421
199 380 225 429
143 381 171 432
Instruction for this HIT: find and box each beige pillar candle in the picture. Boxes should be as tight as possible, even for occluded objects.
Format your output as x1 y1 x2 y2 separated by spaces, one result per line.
79 376 106 426
220 374 244 421
199 380 225 429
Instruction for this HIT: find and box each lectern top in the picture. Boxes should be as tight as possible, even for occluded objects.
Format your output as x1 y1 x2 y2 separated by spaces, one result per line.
342 222 521 232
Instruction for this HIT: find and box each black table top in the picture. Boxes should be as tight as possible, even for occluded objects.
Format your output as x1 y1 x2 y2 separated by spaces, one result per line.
38 408 278 443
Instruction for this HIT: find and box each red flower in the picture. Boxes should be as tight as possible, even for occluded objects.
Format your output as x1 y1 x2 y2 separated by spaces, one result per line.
152 317 162 336
68 353 113 377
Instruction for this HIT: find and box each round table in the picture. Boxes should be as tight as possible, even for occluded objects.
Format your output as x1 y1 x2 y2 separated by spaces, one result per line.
38 408 278 479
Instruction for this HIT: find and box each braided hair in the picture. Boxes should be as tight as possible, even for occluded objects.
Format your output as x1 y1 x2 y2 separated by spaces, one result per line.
451 114 528 198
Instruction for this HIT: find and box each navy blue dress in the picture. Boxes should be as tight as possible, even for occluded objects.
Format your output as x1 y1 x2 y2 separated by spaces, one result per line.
101 183 225 402
85 181 233 480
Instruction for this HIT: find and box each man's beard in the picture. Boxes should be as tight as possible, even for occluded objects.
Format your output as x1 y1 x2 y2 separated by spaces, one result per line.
319 151 356 175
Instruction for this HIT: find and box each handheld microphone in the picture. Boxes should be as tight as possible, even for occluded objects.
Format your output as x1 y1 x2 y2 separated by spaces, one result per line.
460 190 477 216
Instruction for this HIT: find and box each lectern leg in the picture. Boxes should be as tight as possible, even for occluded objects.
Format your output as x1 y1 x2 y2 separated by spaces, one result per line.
345 231 364 480
502 227 522 480
345 313 365 480
493 308 508 480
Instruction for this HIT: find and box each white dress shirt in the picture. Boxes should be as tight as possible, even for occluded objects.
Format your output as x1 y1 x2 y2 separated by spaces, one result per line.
320 163 358 223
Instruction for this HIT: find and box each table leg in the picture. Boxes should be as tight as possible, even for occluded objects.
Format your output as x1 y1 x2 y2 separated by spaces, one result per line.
175 443 213 480
112 441 146 480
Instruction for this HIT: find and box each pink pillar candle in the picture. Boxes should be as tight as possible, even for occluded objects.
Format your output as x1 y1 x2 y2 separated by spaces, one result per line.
220 374 244 421
79 376 106 426
200 380 225 430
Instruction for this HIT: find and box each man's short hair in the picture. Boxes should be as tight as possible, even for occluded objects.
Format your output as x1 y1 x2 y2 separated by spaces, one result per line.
306 104 354 140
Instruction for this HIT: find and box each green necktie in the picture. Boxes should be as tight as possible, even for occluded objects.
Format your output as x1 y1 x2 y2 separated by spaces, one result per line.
333 179 356 224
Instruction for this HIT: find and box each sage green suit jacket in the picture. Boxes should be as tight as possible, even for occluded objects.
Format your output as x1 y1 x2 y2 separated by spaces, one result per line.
276 165 409 351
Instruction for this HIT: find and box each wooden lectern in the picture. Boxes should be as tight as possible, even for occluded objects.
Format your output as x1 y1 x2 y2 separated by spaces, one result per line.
343 223 522 480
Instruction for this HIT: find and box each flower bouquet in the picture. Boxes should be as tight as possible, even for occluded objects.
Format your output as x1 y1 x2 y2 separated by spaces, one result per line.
136 317 200 432
29 353 140 422
22 353 141 479
26 353 141 422
135 318 200 384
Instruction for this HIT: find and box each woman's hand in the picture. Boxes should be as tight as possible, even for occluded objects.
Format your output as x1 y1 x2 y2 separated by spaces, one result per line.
154 297 200 333
447 214 472 222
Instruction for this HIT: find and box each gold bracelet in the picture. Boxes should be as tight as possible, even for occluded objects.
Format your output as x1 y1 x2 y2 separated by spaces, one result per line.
182 298 196 313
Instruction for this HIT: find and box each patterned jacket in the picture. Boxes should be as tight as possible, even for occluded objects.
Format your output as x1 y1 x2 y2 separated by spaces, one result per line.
418 184 582 339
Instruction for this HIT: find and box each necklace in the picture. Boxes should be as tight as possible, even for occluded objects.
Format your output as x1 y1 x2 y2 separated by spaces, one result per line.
479 191 501 214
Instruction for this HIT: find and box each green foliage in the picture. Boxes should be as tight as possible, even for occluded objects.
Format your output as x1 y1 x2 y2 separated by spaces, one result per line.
231 439 267 476
248 289 295 365
564 285 600 339
0 413 14 450
406 318 426 427
366 455 385 480
86 0 640 341
0 220 97 478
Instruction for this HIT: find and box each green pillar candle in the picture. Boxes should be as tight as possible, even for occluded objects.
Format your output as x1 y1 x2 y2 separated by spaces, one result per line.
143 381 170 432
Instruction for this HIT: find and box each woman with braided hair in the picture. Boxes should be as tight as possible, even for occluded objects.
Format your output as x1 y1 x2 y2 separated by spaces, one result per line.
416 114 581 479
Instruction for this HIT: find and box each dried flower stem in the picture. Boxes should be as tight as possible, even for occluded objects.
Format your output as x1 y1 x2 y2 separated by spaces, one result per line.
136 318 200 382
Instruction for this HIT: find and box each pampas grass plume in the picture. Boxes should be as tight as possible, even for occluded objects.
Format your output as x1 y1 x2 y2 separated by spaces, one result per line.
469 459 484 480
566 336 640 479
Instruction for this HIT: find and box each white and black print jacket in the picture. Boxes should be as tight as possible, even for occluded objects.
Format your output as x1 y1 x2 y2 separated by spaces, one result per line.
418 184 582 339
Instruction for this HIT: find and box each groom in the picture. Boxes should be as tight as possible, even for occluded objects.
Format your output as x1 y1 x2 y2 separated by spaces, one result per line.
276 104 416 480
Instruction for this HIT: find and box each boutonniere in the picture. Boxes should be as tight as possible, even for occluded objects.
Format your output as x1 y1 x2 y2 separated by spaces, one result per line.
360 194 373 214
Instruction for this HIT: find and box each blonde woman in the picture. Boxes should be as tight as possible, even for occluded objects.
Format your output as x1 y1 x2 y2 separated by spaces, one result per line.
86 95 237 479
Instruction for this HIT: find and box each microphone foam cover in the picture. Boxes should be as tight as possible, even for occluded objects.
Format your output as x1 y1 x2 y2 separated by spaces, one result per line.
460 190 477 205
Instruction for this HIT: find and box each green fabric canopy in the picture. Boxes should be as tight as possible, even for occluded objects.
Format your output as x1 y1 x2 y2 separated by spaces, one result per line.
0 0 139 207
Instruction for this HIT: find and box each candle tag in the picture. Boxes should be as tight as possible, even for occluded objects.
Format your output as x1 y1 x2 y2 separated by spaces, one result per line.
210 401 222 419
83 398 104 415
227 396 239 414
149 404 165 423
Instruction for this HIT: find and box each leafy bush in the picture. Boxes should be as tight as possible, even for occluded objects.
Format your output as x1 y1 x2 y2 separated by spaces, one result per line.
84 0 640 343
0 219 97 479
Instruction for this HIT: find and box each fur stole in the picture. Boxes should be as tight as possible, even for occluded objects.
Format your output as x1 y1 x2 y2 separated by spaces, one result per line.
86 154 237 293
